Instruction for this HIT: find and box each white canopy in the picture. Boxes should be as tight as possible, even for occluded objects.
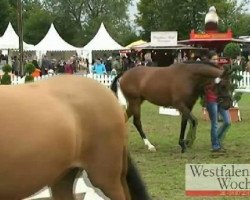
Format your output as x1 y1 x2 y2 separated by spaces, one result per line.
31 23 80 51
83 23 124 51
0 22 34 50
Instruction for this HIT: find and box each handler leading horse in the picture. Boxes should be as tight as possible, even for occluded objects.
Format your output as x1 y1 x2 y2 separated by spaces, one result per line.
111 62 232 153
0 76 150 200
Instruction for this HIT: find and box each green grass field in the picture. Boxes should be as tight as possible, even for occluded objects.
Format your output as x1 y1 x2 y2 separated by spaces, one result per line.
128 93 250 200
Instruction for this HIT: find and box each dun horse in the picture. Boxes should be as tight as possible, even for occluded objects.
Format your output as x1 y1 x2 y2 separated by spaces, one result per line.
111 62 232 153
0 76 150 200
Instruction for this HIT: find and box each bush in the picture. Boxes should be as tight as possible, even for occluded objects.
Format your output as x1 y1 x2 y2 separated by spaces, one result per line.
223 43 243 107
25 75 34 83
24 62 35 75
1 64 12 85
1 74 11 85
223 43 241 59
24 62 35 83
2 64 12 73
226 63 243 106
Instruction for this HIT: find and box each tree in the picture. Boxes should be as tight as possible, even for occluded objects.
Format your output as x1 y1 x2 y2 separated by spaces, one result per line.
0 0 11 35
136 0 250 40
136 0 208 40
24 8 53 45
42 0 135 46
207 0 250 36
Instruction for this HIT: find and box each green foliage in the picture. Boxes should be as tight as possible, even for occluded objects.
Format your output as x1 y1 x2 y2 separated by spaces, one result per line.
2 0 250 45
24 62 35 83
25 75 34 83
1 64 12 85
23 8 53 45
2 64 12 73
207 0 250 37
223 43 241 59
0 74 11 85
24 62 35 75
137 0 250 40
0 0 10 35
223 43 244 106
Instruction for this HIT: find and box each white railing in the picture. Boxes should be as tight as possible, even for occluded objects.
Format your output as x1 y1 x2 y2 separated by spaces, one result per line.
9 72 250 91
10 74 57 85
235 71 250 93
81 73 115 88
9 73 115 88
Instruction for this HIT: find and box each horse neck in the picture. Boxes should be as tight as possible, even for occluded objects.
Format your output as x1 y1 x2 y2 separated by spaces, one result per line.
192 64 223 78
188 64 223 90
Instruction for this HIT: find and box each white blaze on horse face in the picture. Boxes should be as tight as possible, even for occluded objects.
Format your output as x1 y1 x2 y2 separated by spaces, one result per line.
117 81 128 109
143 139 156 151
214 77 221 84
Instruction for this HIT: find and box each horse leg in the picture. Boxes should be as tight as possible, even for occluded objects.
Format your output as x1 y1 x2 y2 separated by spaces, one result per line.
179 116 188 153
129 100 156 151
185 113 198 148
178 105 197 152
50 168 80 200
84 148 129 200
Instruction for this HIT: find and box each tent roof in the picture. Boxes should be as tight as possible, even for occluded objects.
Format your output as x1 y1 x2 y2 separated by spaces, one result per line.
133 42 205 50
125 40 147 48
0 22 34 50
31 23 80 51
83 23 124 51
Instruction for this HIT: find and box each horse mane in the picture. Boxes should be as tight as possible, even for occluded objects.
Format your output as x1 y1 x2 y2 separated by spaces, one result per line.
183 60 218 68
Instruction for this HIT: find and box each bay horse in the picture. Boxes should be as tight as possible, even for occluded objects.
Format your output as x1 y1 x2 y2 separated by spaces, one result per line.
0 76 150 200
111 62 232 153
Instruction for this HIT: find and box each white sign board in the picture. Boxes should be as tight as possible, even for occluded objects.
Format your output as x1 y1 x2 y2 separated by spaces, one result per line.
151 31 178 46
159 107 180 116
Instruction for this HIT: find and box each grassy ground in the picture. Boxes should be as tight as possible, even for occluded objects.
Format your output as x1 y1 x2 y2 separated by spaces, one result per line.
128 93 250 200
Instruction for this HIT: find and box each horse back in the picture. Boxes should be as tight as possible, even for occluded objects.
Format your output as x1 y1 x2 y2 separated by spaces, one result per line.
120 65 195 106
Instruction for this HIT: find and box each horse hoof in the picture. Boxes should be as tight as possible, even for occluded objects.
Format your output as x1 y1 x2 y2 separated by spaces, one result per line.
148 146 156 152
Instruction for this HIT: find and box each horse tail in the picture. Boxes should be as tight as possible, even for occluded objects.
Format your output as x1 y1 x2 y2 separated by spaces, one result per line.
111 73 127 109
110 73 123 95
126 153 151 200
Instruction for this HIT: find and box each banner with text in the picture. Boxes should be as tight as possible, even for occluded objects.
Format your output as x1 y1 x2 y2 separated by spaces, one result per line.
186 164 250 196
150 31 177 46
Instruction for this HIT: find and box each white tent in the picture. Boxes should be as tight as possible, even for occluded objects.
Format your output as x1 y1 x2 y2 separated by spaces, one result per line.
31 23 80 51
83 23 124 51
0 22 34 50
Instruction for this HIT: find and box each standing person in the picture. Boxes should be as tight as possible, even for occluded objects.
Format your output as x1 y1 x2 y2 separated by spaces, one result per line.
64 60 74 74
12 56 20 76
105 56 112 74
92 58 106 75
112 56 123 75
41 55 51 75
205 51 231 152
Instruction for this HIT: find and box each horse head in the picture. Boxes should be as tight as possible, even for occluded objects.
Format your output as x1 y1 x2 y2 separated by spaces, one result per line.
214 68 233 110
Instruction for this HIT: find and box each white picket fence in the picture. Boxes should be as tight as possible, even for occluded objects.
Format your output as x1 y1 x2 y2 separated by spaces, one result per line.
235 71 250 93
81 73 115 88
9 71 250 91
9 73 115 88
